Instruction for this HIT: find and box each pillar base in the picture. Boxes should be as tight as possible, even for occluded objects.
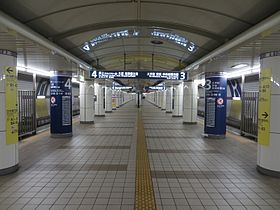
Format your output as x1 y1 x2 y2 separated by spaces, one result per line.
112 108 117 110
95 114 105 117
0 164 19 176
172 115 183 117
257 165 280 178
161 108 166 111
203 133 225 139
166 111 172 113
80 121 94 124
105 111 112 113
183 122 197 124
51 133 73 138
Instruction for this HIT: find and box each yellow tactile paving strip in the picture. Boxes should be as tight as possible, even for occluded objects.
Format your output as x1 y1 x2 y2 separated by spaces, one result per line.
135 110 157 210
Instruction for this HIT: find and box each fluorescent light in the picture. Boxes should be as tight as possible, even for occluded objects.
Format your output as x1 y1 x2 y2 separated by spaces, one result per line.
72 77 83 84
226 65 260 79
194 78 205 86
37 95 45 99
231 63 249 69
17 66 53 77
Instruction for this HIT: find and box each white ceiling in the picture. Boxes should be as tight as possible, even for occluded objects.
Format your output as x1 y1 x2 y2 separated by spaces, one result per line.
0 0 280 87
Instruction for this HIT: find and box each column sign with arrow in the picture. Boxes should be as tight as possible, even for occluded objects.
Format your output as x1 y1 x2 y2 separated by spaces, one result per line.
5 66 18 145
258 68 272 146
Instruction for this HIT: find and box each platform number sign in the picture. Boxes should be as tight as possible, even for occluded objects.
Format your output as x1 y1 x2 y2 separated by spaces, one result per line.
204 75 227 136
91 70 97 78
180 72 186 80
204 79 212 90
65 78 71 89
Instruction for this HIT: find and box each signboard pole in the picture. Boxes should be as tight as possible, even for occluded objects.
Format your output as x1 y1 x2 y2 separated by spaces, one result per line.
50 73 73 137
0 50 19 175
257 51 280 177
204 72 227 139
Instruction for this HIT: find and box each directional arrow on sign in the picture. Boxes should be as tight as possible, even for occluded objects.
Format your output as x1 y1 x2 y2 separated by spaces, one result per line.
6 67 13 74
262 112 269 119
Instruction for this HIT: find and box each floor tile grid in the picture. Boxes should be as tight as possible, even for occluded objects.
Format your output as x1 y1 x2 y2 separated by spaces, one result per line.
143 100 280 210
0 101 137 207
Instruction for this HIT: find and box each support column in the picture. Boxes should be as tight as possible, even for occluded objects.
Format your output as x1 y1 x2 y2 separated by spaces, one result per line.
257 51 280 177
50 72 72 137
94 82 105 116
80 80 94 124
183 80 198 124
112 90 117 110
116 91 120 108
204 72 227 138
0 50 19 175
166 87 173 113
172 82 184 117
105 86 112 113
161 90 166 110
158 91 162 108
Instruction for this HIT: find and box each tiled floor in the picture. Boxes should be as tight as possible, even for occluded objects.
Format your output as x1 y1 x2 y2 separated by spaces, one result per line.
0 100 280 210
143 102 280 210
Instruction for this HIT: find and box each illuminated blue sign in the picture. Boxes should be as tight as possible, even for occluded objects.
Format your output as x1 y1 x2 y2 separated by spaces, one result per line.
90 70 187 80
151 31 197 52
80 28 197 53
81 29 139 51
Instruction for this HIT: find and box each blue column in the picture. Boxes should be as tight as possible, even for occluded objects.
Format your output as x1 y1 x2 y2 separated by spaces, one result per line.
50 74 72 137
204 72 227 138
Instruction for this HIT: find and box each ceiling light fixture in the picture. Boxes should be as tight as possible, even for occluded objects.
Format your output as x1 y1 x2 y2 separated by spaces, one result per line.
226 65 260 79
231 63 249 69
17 66 53 77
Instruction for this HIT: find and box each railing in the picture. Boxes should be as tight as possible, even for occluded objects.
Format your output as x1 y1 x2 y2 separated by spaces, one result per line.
18 90 36 138
241 91 258 140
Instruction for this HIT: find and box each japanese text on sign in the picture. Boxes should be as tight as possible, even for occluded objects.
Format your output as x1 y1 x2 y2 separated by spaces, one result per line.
90 70 187 80
258 68 272 146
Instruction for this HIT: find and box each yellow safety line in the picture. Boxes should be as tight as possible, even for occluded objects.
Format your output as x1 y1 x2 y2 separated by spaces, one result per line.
135 110 157 210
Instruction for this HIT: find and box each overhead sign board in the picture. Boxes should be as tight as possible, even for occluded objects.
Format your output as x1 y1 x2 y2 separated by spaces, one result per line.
90 70 187 80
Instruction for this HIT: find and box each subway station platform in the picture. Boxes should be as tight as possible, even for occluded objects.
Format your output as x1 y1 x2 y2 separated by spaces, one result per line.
0 100 280 210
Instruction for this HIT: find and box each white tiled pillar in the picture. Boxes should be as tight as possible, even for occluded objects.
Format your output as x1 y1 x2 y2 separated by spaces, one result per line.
257 52 280 177
166 87 173 113
159 91 163 108
94 82 105 116
112 90 117 110
183 80 198 124
172 82 184 117
105 86 112 113
0 50 19 175
157 91 161 108
116 90 121 108
161 90 166 110
80 80 94 124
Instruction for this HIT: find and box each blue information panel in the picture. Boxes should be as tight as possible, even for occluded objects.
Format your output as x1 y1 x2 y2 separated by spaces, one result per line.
90 70 187 80
204 74 227 136
50 76 72 135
